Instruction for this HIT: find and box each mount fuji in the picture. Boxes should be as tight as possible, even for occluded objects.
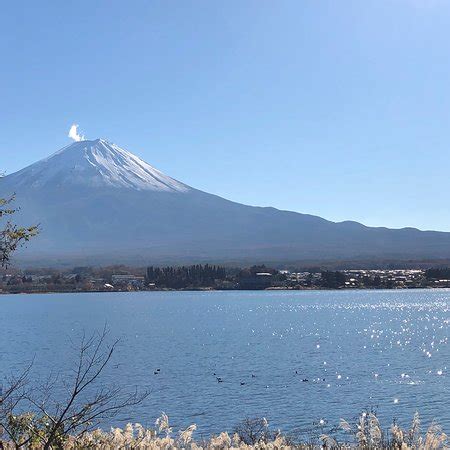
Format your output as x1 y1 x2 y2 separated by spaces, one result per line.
2 138 450 266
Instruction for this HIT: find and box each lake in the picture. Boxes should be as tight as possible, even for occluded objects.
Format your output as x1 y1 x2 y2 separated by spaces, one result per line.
0 289 448 437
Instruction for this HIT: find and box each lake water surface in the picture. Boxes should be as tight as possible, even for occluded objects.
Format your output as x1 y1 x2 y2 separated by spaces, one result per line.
1 289 449 437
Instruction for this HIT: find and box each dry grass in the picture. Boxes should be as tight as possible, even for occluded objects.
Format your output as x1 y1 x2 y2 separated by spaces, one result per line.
0 411 447 449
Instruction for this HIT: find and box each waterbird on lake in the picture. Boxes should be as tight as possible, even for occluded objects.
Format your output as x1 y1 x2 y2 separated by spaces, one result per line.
216 377 223 383
240 382 245 385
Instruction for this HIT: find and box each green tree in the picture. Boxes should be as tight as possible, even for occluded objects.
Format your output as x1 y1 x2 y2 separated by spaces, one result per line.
0 193 38 266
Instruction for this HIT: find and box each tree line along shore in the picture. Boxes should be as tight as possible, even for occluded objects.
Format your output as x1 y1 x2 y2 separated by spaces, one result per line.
2 264 450 294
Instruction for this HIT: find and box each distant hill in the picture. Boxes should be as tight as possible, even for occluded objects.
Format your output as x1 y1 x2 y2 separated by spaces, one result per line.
2 138 450 266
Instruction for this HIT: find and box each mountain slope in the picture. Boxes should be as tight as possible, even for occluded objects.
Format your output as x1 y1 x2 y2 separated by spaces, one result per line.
2 139 450 265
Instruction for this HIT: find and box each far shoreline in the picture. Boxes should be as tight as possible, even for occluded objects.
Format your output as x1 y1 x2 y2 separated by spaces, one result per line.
1 285 447 296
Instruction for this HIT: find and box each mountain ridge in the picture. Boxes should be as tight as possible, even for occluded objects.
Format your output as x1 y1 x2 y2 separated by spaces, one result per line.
2 139 450 266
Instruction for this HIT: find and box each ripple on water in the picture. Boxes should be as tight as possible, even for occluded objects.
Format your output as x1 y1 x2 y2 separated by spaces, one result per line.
0 289 448 435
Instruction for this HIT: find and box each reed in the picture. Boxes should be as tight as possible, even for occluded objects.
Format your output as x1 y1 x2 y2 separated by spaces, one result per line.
0 411 447 449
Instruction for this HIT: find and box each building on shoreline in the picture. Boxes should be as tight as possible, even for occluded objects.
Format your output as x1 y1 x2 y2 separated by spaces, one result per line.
2 265 450 294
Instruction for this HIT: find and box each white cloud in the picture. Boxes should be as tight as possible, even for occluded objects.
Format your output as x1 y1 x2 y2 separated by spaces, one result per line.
68 124 85 142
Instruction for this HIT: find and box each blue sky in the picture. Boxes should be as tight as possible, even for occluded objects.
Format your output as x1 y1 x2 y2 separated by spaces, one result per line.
1 0 450 231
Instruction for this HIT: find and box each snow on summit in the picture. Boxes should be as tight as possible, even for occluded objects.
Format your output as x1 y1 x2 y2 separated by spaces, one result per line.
5 139 191 192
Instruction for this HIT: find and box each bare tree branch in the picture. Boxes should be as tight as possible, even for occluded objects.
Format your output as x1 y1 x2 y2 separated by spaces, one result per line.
0 360 34 449
20 327 149 449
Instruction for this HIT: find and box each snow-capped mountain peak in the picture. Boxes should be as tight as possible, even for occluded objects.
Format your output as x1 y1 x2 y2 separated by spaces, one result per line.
3 137 450 265
4 139 191 193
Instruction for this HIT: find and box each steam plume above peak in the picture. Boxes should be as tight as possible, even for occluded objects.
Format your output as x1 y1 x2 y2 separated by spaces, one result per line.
68 124 84 142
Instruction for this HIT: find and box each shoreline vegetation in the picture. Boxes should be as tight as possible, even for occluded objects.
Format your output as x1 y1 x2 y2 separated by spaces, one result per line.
0 411 448 449
2 264 450 295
